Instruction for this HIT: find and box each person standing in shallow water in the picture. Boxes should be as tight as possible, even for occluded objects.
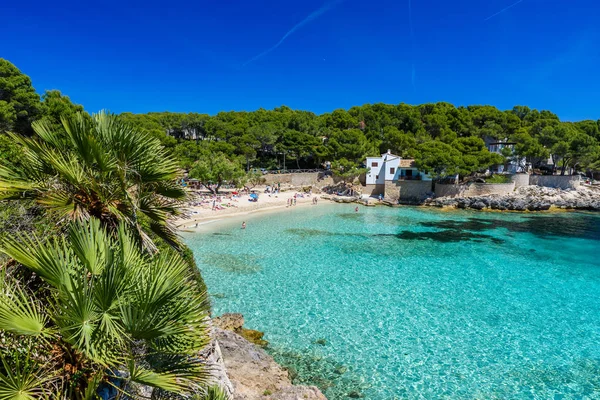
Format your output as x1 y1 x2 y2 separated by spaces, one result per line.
241 221 246 229
355 206 359 212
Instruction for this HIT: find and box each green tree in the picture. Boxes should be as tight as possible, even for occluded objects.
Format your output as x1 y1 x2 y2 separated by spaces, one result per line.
189 152 245 193
326 129 373 163
512 129 549 169
246 170 266 188
0 111 187 251
451 136 504 176
280 129 320 169
331 158 368 184
415 141 462 179
39 90 85 129
0 59 41 135
380 126 417 157
0 219 210 398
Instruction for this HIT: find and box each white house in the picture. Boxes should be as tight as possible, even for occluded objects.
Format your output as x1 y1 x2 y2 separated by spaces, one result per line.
365 151 430 185
484 137 526 173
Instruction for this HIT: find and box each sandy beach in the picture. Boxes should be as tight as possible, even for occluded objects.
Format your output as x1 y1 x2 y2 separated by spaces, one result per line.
175 189 324 229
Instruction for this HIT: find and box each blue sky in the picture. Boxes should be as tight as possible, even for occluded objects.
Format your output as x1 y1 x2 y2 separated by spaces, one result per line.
2 0 599 121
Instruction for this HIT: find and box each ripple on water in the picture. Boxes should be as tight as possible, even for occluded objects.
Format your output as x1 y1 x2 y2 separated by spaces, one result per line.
184 205 600 399
203 252 262 273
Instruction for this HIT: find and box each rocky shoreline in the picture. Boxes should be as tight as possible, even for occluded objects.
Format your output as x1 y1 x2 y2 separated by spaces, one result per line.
424 186 600 211
211 313 327 400
324 186 600 212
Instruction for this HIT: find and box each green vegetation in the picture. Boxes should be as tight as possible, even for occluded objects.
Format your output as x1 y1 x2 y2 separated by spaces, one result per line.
2 59 600 182
0 110 187 251
116 100 600 180
189 152 246 193
485 174 512 184
0 59 217 399
0 220 210 397
0 56 599 398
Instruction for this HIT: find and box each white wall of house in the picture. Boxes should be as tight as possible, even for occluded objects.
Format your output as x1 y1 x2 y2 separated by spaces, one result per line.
366 153 431 183
366 155 398 184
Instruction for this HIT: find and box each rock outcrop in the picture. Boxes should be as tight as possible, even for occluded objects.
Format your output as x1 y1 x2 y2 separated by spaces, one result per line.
425 186 600 211
214 314 327 400
213 313 268 347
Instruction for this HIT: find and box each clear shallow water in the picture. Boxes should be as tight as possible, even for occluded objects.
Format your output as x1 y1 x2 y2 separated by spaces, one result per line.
184 205 600 399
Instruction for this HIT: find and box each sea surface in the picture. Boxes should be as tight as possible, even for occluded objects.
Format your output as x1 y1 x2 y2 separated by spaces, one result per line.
183 205 600 399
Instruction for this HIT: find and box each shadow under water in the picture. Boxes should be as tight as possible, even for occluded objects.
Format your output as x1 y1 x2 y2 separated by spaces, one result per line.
420 214 600 241
392 230 505 244
203 253 262 273
267 345 371 399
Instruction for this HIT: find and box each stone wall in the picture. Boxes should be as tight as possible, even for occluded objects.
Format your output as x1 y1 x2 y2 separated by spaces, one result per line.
398 181 434 203
382 181 434 203
364 184 384 196
435 182 515 198
510 173 530 189
529 175 580 189
263 172 334 188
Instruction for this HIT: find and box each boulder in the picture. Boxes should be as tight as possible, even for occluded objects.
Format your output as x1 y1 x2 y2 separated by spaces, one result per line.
471 201 487 210
213 313 245 331
215 328 326 400
213 313 269 347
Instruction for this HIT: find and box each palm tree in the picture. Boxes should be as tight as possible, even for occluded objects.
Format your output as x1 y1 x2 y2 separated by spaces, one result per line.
0 111 187 251
0 219 211 398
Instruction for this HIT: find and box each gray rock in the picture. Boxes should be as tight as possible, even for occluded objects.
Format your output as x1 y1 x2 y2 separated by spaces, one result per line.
471 201 487 210
215 328 327 400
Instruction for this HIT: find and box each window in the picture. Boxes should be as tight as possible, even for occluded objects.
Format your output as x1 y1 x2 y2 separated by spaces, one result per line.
375 175 379 180
390 167 395 174
372 162 379 167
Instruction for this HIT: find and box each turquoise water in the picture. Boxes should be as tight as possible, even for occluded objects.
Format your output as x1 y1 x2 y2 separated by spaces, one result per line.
183 205 600 399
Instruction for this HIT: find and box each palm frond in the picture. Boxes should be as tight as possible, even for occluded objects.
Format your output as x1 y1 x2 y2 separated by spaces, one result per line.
0 353 55 400
0 235 73 290
0 275 47 336
68 219 110 275
127 355 209 394
200 386 230 400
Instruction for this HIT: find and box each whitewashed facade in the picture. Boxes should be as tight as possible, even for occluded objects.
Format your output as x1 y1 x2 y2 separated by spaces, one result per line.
485 137 526 173
365 151 430 184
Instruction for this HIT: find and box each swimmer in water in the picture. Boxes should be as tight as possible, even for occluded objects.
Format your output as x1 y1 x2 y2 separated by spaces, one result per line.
241 222 246 229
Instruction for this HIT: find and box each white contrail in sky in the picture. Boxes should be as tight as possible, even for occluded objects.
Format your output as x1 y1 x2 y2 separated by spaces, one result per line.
484 0 524 21
243 0 346 66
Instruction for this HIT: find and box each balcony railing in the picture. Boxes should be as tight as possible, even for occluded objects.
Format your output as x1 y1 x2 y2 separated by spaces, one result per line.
397 175 422 181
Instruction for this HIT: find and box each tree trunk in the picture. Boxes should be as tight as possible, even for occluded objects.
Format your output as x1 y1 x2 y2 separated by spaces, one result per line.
203 184 217 194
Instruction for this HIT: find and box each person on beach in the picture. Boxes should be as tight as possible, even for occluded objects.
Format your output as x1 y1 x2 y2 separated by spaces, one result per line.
241 221 246 229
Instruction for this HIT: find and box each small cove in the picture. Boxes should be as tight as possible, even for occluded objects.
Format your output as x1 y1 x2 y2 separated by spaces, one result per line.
184 204 600 399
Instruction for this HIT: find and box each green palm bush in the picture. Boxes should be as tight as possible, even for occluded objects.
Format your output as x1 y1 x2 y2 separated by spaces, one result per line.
0 219 211 398
0 111 187 251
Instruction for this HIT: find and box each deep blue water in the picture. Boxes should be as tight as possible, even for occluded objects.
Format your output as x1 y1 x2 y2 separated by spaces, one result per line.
183 205 600 399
